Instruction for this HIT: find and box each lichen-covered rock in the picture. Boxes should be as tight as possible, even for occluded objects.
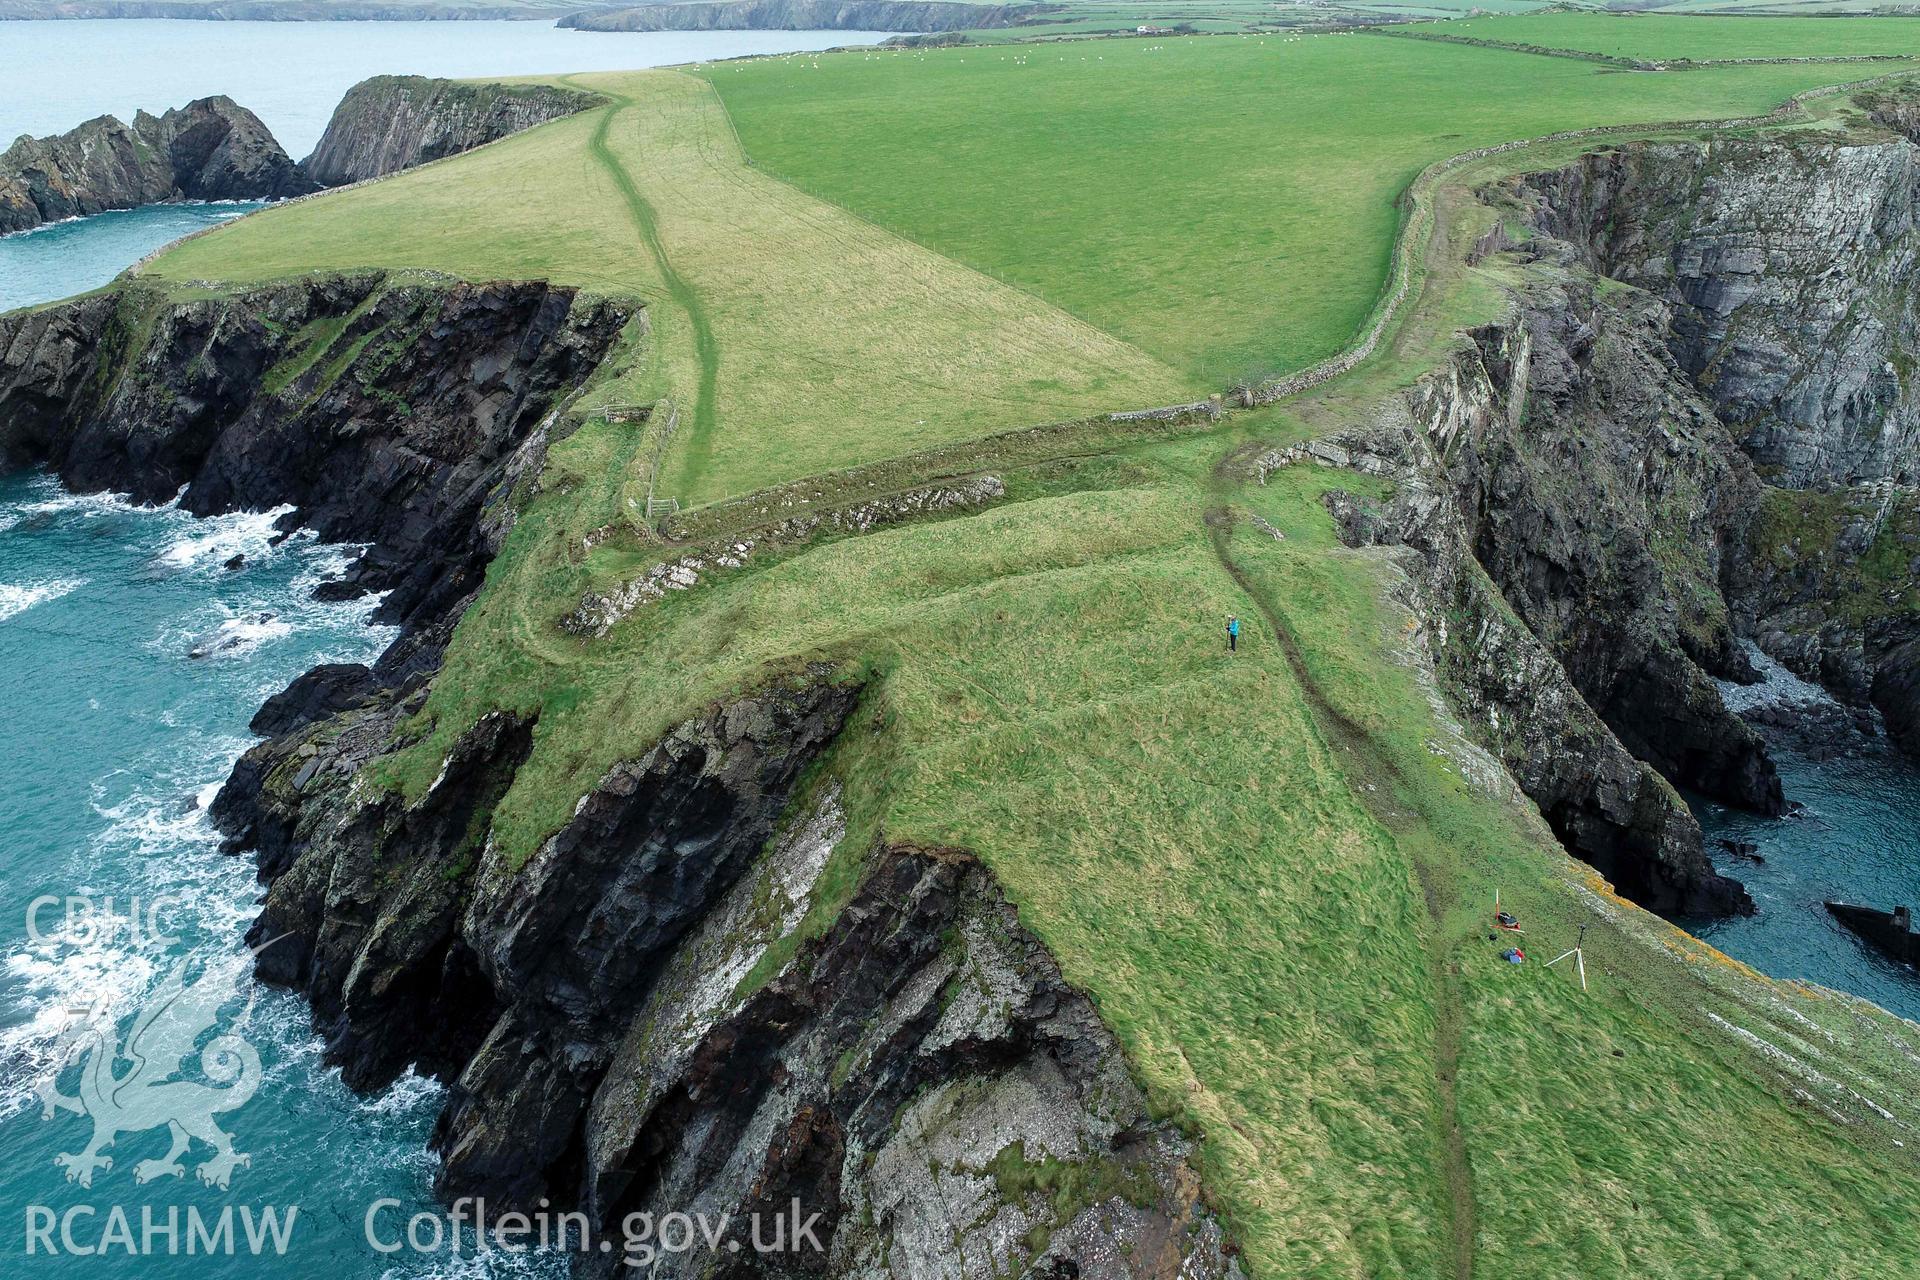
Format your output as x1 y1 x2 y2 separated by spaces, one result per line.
1517 134 1920 488
303 77 599 187
1511 121 1920 757
0 96 308 233
1726 482 1920 751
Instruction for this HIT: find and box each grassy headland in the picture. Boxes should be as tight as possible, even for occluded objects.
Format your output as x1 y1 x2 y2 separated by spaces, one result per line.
133 19 1920 1276
151 70 1188 506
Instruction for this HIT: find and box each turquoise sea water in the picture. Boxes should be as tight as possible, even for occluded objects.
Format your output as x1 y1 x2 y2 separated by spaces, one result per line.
3 13 1919 1273
0 20 890 156
1693 649 1920 1023
0 204 264 312
0 472 544 1274
0 20 890 1258
0 23 894 1274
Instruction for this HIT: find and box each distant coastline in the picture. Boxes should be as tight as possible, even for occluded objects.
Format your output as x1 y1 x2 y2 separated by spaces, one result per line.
0 0 1026 24
0 1 577 17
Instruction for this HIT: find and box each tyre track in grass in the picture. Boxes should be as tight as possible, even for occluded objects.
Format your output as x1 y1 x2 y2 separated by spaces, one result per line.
574 83 722 499
1205 506 1476 1280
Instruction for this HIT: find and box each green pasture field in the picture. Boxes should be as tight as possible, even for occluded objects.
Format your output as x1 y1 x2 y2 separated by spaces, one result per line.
150 71 1186 506
705 35 1919 387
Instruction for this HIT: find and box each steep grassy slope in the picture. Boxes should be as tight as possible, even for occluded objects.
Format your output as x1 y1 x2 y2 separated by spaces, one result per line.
704 36 1920 386
366 375 1920 1277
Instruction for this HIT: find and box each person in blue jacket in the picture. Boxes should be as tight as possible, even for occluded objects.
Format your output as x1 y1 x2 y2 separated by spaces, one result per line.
1226 615 1240 652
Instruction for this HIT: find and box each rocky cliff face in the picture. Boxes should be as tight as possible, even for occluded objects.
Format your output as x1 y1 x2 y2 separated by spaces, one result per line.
1251 118 1920 913
1521 135 1920 489
1512 123 1920 756
0 97 309 234
212 661 1239 1276
0 274 627 662
561 0 1037 32
1726 483 1920 754
303 77 599 188
1244 279 1762 917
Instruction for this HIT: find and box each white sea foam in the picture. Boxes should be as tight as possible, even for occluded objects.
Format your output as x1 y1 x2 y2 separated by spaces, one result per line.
157 503 296 569
90 767 237 860
362 1067 446 1120
0 752 268 1119
0 576 85 621
379 1249 570 1280
201 609 294 658
9 483 159 523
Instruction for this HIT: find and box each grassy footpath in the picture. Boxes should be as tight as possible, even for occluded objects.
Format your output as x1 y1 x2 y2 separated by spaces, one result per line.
704 36 1918 387
383 398 1920 1276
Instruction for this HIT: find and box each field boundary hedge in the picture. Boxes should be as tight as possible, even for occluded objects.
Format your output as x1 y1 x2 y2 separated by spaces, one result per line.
1366 27 1914 73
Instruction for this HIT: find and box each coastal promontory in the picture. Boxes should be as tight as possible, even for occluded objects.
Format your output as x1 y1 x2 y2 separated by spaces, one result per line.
0 96 309 234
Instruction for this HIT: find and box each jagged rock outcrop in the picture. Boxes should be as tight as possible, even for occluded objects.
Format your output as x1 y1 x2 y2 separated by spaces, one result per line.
1259 115 1920 905
0 274 628 663
1859 86 1920 145
303 77 600 188
1726 482 1920 753
1417 289 1782 820
208 664 1240 1276
1519 134 1920 488
561 0 1036 32
0 97 309 234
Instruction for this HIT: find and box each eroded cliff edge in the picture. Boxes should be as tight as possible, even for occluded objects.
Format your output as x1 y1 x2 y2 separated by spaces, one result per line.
1241 282 1763 916
1251 121 1920 917
0 274 626 665
0 276 1241 1278
1518 134 1920 755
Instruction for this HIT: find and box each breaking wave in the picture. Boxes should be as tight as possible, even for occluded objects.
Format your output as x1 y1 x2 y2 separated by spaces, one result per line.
0 576 85 622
